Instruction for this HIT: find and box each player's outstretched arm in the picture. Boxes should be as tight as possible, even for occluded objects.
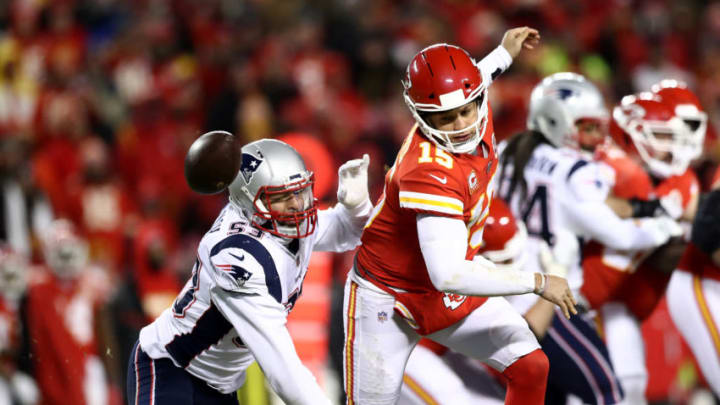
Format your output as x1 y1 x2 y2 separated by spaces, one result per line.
477 27 540 86
501 27 541 58
211 289 333 405
418 215 575 315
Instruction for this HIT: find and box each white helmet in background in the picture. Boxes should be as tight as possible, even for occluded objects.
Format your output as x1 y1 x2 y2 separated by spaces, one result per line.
528 72 608 150
0 245 28 302
41 219 88 279
228 139 317 239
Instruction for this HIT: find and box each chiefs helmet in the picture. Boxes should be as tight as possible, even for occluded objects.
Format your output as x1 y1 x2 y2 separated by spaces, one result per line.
527 72 608 151
41 219 89 279
611 92 692 178
0 245 28 301
228 139 317 239
651 80 706 163
402 44 489 154
477 198 527 272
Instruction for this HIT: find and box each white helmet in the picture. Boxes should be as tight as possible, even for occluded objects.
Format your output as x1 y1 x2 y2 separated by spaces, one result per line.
41 219 89 279
527 72 608 149
228 139 317 238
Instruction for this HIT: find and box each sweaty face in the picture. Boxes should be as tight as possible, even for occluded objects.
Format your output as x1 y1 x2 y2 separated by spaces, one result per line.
424 101 478 143
575 118 606 152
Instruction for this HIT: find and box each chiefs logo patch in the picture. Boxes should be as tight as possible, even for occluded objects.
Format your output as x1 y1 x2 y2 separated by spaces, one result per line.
468 170 479 194
442 293 467 310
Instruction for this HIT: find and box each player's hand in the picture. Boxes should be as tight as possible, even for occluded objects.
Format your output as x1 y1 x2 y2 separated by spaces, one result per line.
501 27 540 59
536 274 577 319
640 216 683 246
337 154 370 209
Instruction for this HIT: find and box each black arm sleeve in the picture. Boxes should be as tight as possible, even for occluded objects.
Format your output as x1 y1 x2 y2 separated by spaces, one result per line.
691 190 720 255
629 198 662 218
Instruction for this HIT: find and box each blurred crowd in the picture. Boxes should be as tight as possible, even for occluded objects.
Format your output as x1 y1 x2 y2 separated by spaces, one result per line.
1 0 720 404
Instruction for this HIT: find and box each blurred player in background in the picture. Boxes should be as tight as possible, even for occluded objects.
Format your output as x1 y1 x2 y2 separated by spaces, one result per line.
399 197 575 405
344 28 578 405
498 72 684 405
25 219 118 405
128 139 372 404
582 82 706 404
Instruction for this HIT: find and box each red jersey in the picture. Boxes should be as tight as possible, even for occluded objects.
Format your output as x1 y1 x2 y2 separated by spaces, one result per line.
581 150 653 309
26 269 105 405
618 169 699 320
356 122 497 335
582 147 699 318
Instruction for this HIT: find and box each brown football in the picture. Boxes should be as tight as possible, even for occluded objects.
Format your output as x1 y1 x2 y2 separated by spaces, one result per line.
184 131 241 194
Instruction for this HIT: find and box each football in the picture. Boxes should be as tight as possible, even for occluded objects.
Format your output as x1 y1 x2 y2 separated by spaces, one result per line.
184 130 242 194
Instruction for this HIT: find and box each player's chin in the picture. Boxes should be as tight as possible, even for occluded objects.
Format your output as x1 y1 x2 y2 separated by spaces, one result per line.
451 133 473 143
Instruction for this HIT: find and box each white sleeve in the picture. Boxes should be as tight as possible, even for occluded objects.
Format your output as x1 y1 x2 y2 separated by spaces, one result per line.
563 163 666 251
477 45 513 86
417 215 536 296
210 288 332 405
313 198 372 252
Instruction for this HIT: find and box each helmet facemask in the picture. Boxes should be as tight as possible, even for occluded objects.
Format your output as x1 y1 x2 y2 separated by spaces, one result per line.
623 117 690 178
673 104 707 163
405 89 489 154
251 172 318 239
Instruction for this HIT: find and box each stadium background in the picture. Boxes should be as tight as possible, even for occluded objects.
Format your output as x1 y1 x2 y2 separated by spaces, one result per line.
1 0 720 404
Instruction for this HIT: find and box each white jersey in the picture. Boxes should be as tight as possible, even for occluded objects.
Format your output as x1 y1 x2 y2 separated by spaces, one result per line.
139 201 369 403
498 143 615 313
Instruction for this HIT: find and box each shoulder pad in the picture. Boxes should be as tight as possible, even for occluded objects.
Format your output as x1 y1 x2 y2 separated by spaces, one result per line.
210 234 282 303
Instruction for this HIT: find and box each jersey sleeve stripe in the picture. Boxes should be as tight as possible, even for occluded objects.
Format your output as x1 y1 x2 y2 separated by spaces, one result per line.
399 191 463 215
210 234 282 303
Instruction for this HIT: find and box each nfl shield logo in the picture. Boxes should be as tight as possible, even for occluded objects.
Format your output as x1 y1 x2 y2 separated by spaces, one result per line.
377 311 388 323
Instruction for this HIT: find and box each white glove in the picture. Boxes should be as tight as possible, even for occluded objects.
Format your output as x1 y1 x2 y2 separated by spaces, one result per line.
639 216 683 246
337 154 370 209
539 229 579 278
659 190 683 220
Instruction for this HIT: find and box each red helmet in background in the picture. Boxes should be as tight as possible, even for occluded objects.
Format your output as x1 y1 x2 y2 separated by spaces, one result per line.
477 198 527 271
610 93 691 178
402 44 489 154
651 80 706 163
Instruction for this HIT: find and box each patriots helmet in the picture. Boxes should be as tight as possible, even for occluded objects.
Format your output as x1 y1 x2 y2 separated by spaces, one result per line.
228 139 317 238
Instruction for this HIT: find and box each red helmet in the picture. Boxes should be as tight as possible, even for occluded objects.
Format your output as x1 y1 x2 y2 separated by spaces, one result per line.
651 80 706 163
402 44 489 154
478 198 527 271
610 93 690 178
